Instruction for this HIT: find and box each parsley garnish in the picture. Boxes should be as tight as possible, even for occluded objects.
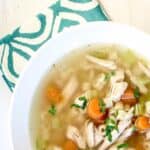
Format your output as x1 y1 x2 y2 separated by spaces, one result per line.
117 143 128 149
105 118 119 142
134 87 140 99
99 99 106 113
48 105 56 116
71 96 87 110
104 71 115 81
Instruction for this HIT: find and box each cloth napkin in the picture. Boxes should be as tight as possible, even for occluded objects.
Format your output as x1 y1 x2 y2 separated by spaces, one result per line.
0 0 107 92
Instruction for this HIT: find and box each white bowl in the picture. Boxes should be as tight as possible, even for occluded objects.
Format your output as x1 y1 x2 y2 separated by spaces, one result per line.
10 22 150 150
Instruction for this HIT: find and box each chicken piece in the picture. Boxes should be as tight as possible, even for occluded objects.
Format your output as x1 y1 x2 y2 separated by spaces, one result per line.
81 61 100 71
58 76 79 112
145 130 150 140
98 124 106 137
126 70 147 94
104 82 128 108
98 108 134 150
66 125 86 149
118 126 135 142
116 110 127 121
93 73 106 90
138 62 150 78
98 120 131 150
145 101 150 115
86 55 117 70
84 121 103 148
62 76 79 100
111 69 125 83
99 120 132 150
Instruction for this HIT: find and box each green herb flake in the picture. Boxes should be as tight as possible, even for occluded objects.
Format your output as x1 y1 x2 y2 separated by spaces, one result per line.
71 103 82 108
104 71 116 81
48 105 56 116
105 118 119 142
99 99 106 113
134 87 140 99
117 143 128 150
71 96 87 110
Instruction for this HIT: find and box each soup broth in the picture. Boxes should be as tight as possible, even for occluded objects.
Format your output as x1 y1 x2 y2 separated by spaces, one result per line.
31 44 150 150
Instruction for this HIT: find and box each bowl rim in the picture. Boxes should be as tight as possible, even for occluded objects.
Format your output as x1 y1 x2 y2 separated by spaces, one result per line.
9 21 150 150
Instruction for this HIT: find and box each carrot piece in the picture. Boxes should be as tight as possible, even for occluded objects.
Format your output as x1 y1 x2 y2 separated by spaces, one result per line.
135 116 150 131
45 86 62 104
63 139 78 150
87 98 106 123
121 88 137 105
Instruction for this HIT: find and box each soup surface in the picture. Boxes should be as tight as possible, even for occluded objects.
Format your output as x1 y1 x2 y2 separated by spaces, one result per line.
31 45 150 150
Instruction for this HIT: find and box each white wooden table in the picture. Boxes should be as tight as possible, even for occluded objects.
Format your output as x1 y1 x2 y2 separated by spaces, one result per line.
99 0 150 34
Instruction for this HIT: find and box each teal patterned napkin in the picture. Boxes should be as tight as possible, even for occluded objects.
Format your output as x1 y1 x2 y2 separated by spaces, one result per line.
0 0 107 92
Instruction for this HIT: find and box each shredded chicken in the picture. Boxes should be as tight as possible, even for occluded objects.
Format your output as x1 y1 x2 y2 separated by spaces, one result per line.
118 126 135 142
110 69 125 83
98 125 106 137
62 76 79 100
146 130 150 140
81 61 100 71
104 82 128 108
145 101 150 115
66 125 86 149
138 62 150 78
116 110 128 121
84 121 103 148
98 108 134 150
126 70 147 94
58 76 79 112
86 55 117 70
99 120 132 150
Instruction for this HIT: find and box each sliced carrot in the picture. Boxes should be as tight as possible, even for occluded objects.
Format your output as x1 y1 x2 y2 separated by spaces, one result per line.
135 116 150 131
63 139 78 150
87 98 106 123
45 85 62 104
121 88 137 105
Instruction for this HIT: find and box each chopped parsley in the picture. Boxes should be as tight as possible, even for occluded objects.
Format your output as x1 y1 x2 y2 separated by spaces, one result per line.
71 96 87 110
99 99 106 113
48 105 56 116
105 118 119 142
104 71 116 81
117 143 128 149
134 87 140 99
